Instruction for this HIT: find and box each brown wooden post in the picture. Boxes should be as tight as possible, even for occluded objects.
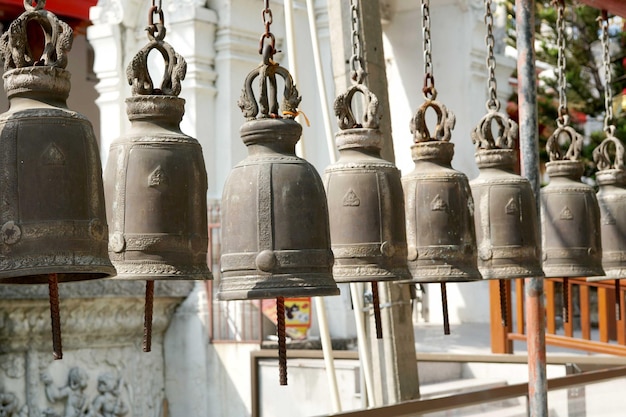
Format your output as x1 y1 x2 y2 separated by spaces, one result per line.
618 285 626 345
598 287 617 343
515 279 525 335
579 284 591 340
545 280 556 334
490 279 513 353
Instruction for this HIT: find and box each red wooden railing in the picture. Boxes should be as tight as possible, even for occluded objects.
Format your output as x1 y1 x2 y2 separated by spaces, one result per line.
491 277 626 356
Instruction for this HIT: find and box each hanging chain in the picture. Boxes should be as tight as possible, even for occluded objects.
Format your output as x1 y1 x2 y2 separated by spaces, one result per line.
259 0 276 55
600 11 614 135
421 0 436 100
555 0 569 126
349 0 366 84
484 0 500 111
147 0 165 41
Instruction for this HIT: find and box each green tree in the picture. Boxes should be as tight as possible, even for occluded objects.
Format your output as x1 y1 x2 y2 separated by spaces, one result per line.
505 0 625 177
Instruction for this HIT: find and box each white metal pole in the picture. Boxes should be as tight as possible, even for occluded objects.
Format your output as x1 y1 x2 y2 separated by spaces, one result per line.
350 283 376 406
284 0 306 158
306 0 337 164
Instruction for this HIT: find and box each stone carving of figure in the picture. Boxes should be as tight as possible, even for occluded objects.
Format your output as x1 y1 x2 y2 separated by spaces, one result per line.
87 373 128 417
0 389 26 417
41 367 89 417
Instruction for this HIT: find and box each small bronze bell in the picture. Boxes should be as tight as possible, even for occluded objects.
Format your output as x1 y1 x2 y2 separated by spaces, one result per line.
402 99 482 334
219 43 338 385
324 84 410 284
541 120 604 278
403 101 481 283
324 84 410 339
587 134 626 281
103 6 211 351
470 111 543 280
0 0 115 359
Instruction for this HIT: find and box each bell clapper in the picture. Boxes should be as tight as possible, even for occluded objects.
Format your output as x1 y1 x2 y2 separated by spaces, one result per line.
143 280 155 353
48 273 63 360
276 296 288 386
499 279 508 328
441 283 450 335
615 280 621 322
562 278 569 324
371 281 383 340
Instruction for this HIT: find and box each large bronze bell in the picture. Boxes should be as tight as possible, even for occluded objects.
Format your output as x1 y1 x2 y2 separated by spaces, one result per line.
587 134 626 281
469 111 543 280
0 0 114 358
541 121 604 278
218 47 338 302
324 84 410 284
402 101 481 283
103 7 211 351
219 43 338 385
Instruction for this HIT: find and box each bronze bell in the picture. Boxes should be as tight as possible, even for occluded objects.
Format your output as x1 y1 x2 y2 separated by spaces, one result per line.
587 134 626 281
541 121 604 278
469 111 543 279
103 7 211 351
219 43 338 386
0 0 114 359
402 100 482 283
324 84 410 284
218 45 338 301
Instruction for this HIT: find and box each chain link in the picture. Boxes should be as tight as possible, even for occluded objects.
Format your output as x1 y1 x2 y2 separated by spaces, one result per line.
349 0 366 84
259 0 276 55
600 11 614 132
421 0 436 99
147 0 165 41
555 0 568 125
484 0 500 111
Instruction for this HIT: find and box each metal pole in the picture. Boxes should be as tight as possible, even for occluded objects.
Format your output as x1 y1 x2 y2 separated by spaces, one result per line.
284 0 306 158
515 0 548 415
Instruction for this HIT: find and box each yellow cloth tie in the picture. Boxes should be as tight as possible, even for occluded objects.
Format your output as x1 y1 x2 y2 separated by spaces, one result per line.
283 110 311 127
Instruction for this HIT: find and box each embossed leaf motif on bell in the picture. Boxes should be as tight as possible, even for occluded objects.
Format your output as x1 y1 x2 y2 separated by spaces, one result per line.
218 45 338 301
587 135 626 281
324 84 410 283
402 100 481 282
541 123 604 278
469 111 543 279
103 5 211 352
0 0 114 284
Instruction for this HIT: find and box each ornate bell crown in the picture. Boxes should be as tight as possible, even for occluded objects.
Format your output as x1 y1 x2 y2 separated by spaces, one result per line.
333 84 384 151
545 119 585 178
0 0 73 99
471 111 519 170
594 135 625 186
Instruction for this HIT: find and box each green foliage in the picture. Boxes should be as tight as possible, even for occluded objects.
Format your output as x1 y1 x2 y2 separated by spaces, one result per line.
505 0 625 177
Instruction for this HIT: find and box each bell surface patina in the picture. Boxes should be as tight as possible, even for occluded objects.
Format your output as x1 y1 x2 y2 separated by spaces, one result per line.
324 84 410 283
104 14 211 281
402 100 481 283
588 135 626 281
541 123 604 278
218 45 338 301
469 111 543 279
0 0 114 284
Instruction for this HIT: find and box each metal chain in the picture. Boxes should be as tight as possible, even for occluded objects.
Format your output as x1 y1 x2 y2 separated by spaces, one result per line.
555 0 568 125
259 0 276 55
600 11 614 134
484 0 500 111
421 0 436 100
349 0 366 84
147 0 165 41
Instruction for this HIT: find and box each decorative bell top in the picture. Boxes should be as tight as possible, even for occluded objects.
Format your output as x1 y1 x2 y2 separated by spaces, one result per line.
409 100 456 163
545 119 584 179
333 84 383 150
472 111 519 170
594 135 625 186
0 0 73 99
125 9 187 125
